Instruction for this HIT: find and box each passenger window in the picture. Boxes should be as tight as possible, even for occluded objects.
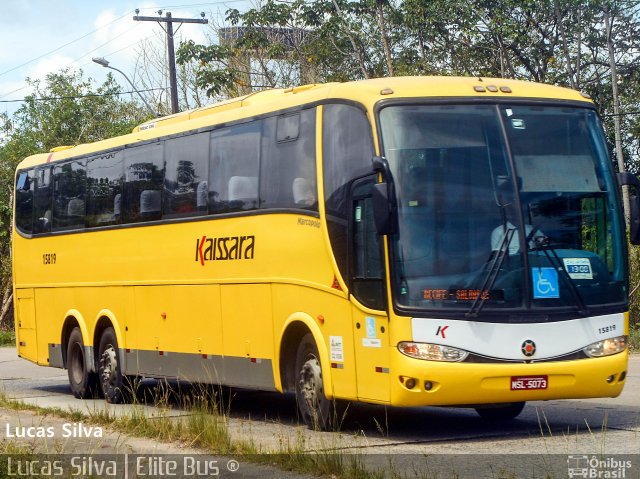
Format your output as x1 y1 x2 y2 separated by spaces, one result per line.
123 143 165 223
261 109 317 210
15 170 34 234
164 133 209 218
33 166 52 234
52 159 86 231
86 151 124 227
323 104 375 280
209 122 261 213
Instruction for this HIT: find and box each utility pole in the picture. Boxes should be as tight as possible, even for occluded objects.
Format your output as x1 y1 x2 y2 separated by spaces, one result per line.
133 9 208 114
604 7 630 222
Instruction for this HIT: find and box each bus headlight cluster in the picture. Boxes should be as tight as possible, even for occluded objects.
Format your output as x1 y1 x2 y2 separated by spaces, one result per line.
398 342 469 362
583 336 627 358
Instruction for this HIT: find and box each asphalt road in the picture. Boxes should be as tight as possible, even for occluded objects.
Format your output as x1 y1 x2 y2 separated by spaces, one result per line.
1 347 639 477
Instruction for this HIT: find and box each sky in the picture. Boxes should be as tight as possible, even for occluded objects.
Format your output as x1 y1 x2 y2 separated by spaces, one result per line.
0 0 251 118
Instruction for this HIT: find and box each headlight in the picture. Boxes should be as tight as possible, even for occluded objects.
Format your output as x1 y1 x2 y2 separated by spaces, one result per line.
583 336 627 358
398 342 469 362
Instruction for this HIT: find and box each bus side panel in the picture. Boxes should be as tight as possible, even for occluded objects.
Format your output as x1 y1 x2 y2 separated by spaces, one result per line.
272 284 357 401
32 286 132 370
15 289 38 363
133 285 223 383
220 283 275 390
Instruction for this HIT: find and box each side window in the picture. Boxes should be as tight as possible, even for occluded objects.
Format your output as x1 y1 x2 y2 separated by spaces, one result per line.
261 109 317 210
209 121 261 213
33 166 52 234
15 170 34 234
86 151 124 227
323 103 375 280
52 159 86 231
123 143 164 223
164 133 209 218
351 178 386 310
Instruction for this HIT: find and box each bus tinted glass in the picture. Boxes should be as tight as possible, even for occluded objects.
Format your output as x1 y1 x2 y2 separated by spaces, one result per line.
380 104 625 315
86 151 124 227
52 159 86 231
164 133 209 218
123 143 164 223
33 166 52 234
209 122 261 213
261 109 317 210
15 170 34 234
323 104 374 279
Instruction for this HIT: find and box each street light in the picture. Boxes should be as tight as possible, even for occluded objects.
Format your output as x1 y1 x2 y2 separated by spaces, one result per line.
92 57 158 117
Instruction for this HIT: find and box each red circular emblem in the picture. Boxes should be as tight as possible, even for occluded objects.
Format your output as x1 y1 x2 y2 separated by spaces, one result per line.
521 340 536 357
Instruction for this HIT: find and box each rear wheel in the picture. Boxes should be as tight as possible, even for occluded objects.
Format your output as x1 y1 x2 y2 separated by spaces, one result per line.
98 327 128 403
67 327 99 399
475 402 526 420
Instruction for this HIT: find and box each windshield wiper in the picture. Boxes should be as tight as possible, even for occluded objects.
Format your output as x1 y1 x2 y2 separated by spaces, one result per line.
530 236 590 315
465 227 515 318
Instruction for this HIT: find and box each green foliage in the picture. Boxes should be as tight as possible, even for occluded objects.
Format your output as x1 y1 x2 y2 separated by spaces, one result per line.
0 329 15 346
0 69 151 328
176 0 640 175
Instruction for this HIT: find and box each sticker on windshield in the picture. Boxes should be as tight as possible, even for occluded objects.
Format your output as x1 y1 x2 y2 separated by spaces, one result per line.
532 267 560 299
562 258 593 280
511 119 526 129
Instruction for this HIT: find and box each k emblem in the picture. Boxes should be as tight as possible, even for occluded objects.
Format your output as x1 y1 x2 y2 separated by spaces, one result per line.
521 340 536 357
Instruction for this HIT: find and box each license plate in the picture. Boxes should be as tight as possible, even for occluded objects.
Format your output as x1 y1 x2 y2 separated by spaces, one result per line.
510 375 548 390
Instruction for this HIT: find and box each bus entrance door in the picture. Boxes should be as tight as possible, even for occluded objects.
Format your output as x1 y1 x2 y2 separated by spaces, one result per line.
350 177 390 403
351 308 390 402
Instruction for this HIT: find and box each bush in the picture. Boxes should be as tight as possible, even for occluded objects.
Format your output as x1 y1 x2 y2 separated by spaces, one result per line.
0 329 15 347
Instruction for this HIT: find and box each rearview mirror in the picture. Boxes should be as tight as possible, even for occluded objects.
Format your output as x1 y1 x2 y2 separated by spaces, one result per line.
617 172 640 245
371 157 397 235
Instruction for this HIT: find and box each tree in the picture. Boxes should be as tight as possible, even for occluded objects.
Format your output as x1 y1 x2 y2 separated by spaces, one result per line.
0 69 151 329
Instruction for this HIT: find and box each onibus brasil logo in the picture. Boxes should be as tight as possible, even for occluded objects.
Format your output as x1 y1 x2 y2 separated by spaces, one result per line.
567 455 633 478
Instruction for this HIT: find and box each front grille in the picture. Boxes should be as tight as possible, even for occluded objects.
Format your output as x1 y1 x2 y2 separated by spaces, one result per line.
463 349 589 364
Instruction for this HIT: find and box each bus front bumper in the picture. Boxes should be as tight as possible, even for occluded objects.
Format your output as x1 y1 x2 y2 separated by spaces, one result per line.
389 349 628 407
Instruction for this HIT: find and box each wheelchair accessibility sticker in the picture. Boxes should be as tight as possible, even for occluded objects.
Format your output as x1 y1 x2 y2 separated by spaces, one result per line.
532 267 559 299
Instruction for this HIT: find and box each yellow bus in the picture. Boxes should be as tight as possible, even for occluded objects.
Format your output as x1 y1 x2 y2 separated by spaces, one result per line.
13 76 635 429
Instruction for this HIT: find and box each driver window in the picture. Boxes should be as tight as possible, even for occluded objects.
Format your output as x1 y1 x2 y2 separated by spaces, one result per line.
351 179 386 310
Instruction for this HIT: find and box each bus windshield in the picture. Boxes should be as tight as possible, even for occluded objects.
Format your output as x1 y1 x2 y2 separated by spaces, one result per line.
379 104 627 316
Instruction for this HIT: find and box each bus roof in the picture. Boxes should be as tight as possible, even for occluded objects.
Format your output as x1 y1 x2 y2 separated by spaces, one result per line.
16 75 591 170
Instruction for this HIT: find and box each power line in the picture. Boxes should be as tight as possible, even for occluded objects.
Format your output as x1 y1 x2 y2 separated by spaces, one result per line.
603 111 640 117
0 88 166 104
0 10 134 79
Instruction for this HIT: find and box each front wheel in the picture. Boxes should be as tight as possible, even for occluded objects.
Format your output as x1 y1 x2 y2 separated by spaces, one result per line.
295 333 335 430
98 327 129 403
67 327 99 399
475 402 526 420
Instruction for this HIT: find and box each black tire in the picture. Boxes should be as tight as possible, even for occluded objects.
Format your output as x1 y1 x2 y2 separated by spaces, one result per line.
67 327 99 399
98 327 128 404
295 333 336 430
475 402 526 420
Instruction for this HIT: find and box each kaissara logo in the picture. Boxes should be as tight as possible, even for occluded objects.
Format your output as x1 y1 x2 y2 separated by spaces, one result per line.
195 235 255 266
